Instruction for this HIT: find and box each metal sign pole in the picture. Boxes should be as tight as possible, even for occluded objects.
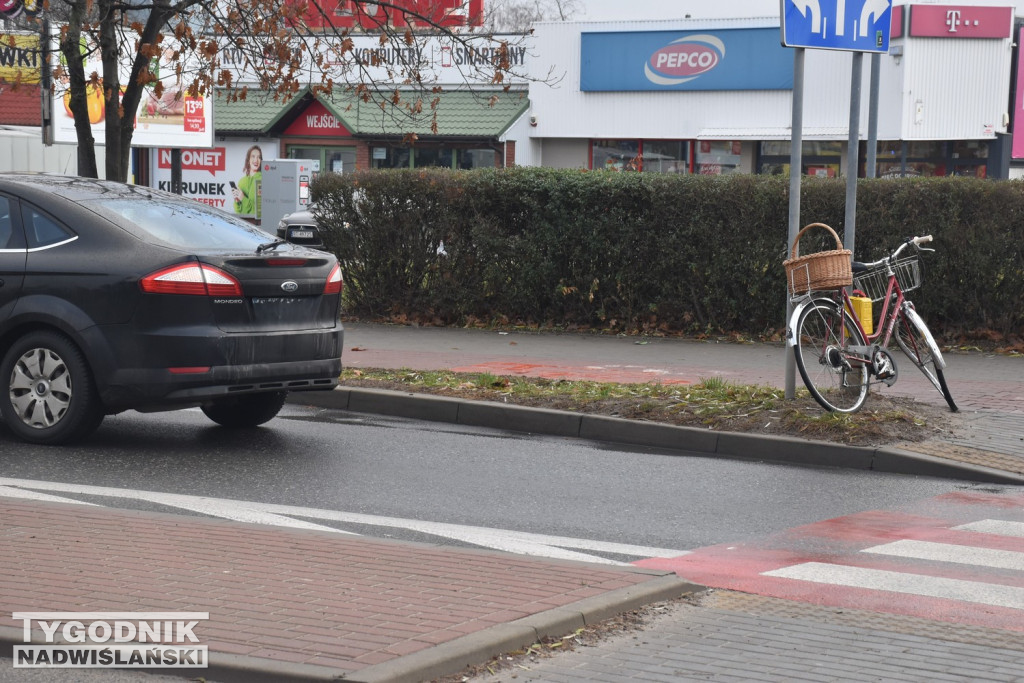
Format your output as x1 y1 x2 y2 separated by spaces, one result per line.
784 47 805 401
866 53 880 178
845 52 863 253
781 0 890 398
40 17 53 146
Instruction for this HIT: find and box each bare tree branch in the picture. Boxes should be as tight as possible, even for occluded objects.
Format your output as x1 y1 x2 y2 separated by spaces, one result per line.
16 0 556 181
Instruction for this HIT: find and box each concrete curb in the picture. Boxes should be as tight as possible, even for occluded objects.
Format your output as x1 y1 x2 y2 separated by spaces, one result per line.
349 574 699 683
292 387 1024 485
0 575 699 683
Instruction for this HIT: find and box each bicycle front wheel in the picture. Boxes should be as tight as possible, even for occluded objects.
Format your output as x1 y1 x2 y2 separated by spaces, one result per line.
894 304 958 412
793 300 870 413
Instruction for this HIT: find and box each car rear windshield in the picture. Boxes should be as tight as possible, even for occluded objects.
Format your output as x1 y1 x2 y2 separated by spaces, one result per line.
88 197 276 250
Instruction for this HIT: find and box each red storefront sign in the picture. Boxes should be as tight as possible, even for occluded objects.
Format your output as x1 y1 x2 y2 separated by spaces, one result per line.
284 100 351 137
890 5 904 38
908 5 1012 39
289 0 483 30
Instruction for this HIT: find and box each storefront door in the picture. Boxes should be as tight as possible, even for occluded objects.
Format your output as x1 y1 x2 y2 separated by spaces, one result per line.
287 145 357 174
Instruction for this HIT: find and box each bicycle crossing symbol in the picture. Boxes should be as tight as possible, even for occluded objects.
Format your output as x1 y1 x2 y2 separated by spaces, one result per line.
782 0 892 53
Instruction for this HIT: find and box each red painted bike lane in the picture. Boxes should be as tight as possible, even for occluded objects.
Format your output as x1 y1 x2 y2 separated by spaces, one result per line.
635 490 1024 633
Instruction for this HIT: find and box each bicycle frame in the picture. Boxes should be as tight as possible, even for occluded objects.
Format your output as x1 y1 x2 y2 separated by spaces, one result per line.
786 271 903 373
788 259 933 374
788 234 955 412
844 271 904 350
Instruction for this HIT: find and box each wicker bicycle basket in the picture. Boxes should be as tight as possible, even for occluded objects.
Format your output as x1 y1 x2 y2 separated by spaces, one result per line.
783 223 853 296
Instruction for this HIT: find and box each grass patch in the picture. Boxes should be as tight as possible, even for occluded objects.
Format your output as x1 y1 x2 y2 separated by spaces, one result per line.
339 367 944 446
343 368 781 408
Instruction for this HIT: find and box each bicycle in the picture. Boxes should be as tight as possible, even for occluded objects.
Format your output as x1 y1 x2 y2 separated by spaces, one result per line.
787 234 958 414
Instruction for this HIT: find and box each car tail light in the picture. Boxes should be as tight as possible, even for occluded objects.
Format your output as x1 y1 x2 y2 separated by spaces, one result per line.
140 263 243 296
266 259 307 266
323 263 343 295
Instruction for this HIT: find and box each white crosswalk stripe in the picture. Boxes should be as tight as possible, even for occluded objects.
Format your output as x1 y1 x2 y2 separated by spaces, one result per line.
762 562 1024 610
862 539 1024 571
955 519 1024 537
761 517 1024 612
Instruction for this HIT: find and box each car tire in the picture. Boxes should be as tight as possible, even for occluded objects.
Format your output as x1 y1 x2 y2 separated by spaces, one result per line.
201 391 287 428
0 331 104 445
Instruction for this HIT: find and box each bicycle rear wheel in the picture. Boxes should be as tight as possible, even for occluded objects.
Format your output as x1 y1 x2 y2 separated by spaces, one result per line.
894 304 958 412
793 300 870 413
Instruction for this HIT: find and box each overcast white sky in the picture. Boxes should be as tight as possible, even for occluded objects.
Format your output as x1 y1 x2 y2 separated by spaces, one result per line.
574 0 781 22
572 0 1024 22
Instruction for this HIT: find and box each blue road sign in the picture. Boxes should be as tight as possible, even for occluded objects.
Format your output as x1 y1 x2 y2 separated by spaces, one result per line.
781 0 891 52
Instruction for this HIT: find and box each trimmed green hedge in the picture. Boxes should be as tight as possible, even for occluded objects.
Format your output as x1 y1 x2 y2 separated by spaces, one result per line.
312 168 1024 341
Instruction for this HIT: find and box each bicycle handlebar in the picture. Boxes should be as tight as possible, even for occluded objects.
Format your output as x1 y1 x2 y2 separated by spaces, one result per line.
858 235 934 269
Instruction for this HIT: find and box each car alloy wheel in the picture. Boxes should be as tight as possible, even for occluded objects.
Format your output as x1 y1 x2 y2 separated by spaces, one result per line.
10 346 72 428
1 331 104 444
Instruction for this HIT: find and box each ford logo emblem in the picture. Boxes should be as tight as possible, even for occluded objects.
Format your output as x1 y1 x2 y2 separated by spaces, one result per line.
281 281 299 293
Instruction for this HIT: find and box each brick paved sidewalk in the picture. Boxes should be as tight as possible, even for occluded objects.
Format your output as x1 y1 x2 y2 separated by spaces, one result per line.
0 499 695 683
475 591 1024 683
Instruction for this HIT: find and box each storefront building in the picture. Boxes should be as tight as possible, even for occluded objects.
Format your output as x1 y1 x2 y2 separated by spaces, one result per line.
524 4 1018 179
7 3 1024 184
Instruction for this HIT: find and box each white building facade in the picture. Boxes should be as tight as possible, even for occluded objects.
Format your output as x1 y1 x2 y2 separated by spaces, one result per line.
522 2 1020 179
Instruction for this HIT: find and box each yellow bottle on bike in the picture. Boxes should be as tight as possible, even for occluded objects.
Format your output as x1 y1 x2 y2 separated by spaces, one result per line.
847 294 873 335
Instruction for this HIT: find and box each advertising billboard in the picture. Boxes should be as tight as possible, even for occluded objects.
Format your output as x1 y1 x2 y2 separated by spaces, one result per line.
148 139 277 219
580 28 792 92
0 33 40 83
51 38 213 148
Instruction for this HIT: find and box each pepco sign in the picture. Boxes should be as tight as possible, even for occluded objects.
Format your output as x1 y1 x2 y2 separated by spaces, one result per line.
581 28 791 92
645 35 724 85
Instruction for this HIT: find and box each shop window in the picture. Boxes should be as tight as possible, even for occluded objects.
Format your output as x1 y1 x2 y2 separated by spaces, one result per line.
286 145 356 174
757 141 841 177
456 148 497 169
697 140 743 175
951 140 987 178
371 146 495 170
952 140 988 160
641 140 688 173
906 141 944 157
371 147 412 169
592 139 640 171
325 148 357 173
874 141 947 178
415 147 454 168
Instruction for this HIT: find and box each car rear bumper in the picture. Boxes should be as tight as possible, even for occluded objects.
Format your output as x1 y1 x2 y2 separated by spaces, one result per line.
84 324 344 412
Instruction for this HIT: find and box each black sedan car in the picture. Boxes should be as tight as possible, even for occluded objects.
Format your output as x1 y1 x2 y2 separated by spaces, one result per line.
0 174 343 445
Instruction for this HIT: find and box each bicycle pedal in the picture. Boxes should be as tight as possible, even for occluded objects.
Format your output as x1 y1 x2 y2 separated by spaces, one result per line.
871 348 898 386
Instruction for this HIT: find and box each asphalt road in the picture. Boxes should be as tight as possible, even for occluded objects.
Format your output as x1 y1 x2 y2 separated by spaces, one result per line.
0 403 979 556
0 403 991 682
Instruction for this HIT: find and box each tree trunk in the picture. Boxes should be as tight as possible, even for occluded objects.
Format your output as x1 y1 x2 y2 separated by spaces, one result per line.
99 0 124 181
61 9 98 179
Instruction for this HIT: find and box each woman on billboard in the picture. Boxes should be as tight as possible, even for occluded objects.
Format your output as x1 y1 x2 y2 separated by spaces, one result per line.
231 145 262 216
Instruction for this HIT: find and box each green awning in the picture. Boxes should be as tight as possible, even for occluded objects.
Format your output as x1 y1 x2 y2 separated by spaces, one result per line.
211 88 299 135
214 86 528 138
